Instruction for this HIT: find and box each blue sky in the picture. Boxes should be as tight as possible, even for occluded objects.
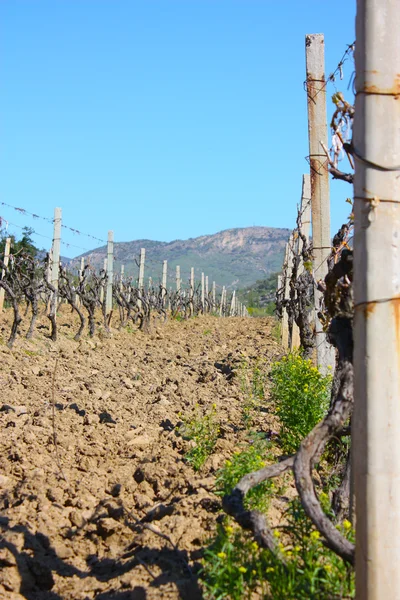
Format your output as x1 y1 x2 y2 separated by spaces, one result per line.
0 0 356 258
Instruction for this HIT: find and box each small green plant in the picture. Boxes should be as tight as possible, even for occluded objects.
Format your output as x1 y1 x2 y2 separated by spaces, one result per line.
215 434 274 512
239 359 268 428
203 328 212 336
201 523 268 599
271 319 281 342
178 404 219 471
270 353 332 453
201 500 355 600
23 349 39 357
172 313 185 322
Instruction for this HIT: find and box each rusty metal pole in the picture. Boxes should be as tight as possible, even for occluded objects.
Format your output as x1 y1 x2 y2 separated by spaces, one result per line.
353 1 400 597
305 34 335 373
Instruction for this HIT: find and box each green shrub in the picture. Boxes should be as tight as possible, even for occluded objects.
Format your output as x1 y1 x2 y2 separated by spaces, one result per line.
201 500 354 600
178 404 219 471
269 353 332 453
215 435 274 512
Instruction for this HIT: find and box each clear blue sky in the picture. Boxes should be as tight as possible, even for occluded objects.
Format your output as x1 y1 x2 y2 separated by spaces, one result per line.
0 0 356 258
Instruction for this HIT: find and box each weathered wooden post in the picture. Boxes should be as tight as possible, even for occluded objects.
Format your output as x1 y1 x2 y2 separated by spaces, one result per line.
291 175 312 349
106 230 113 316
353 2 400 597
138 248 145 291
120 264 124 292
0 237 11 313
230 290 236 316
162 260 167 306
281 241 290 348
201 272 205 311
176 265 181 292
190 267 194 314
100 257 107 303
305 33 334 373
51 207 62 295
212 281 216 310
219 286 226 317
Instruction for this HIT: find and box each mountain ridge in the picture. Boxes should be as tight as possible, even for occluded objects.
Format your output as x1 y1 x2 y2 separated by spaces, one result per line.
71 226 290 289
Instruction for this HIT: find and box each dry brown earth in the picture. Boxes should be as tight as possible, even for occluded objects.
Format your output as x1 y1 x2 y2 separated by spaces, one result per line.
0 308 283 600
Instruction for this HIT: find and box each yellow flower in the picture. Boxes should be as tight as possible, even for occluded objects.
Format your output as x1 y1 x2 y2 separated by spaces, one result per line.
252 569 257 576
325 564 332 573
212 403 217 409
239 566 247 573
278 542 285 553
304 384 309 392
273 529 281 538
225 526 234 535
310 531 320 541
251 542 258 551
217 552 226 559
294 545 301 553
343 519 352 531
266 567 275 573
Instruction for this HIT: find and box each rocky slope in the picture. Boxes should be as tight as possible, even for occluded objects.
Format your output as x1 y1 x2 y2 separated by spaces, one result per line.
71 226 289 289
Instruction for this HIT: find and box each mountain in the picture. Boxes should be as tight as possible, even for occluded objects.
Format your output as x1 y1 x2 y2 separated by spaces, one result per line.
70 226 290 289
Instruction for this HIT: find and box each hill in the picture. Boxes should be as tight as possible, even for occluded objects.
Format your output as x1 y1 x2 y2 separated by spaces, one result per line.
71 226 289 289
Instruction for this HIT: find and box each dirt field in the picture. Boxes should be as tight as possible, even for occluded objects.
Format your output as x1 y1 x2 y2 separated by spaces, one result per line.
0 308 282 600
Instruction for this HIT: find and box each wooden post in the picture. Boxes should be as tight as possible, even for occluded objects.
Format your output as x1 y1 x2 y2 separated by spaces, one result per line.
76 257 84 307
190 267 194 298
205 275 209 297
219 286 226 317
106 230 113 315
162 260 167 305
230 290 236 316
100 257 107 303
201 272 205 310
138 248 145 291
291 176 312 349
353 2 400 597
305 33 334 373
190 267 194 313
212 281 216 309
300 173 312 246
0 237 11 313
51 207 62 293
281 242 290 348
79 257 85 280
176 265 181 292
120 264 124 292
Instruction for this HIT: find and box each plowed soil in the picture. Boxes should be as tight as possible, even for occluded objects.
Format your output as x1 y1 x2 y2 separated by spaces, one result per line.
0 308 282 600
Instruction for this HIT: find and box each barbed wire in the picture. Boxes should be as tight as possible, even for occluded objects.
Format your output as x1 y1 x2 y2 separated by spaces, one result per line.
0 216 92 253
0 200 107 244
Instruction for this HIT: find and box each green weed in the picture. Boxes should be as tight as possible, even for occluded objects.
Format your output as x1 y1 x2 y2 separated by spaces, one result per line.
215 434 274 512
201 500 354 600
269 353 332 453
178 404 219 471
239 359 268 428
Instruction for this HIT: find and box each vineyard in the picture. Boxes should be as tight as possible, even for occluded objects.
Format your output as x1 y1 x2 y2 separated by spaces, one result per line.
1 1 399 598
0 306 283 600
